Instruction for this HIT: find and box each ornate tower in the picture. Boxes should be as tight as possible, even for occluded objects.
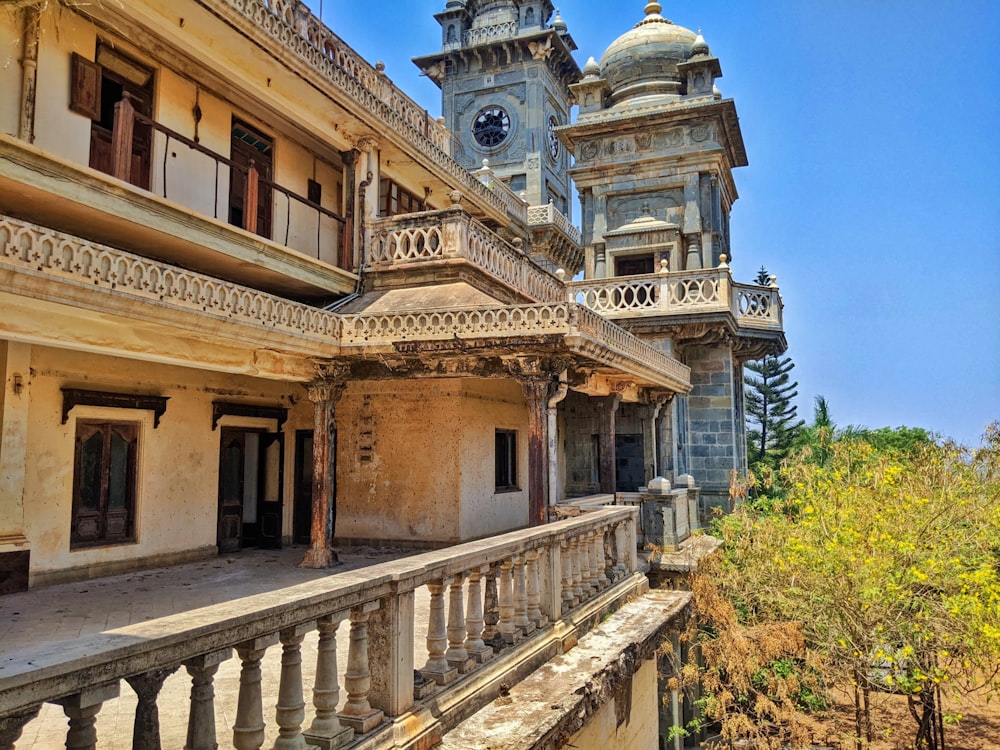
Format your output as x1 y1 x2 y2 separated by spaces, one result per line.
414 0 581 218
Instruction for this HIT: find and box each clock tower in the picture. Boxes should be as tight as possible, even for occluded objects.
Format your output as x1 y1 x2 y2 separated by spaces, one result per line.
414 0 581 219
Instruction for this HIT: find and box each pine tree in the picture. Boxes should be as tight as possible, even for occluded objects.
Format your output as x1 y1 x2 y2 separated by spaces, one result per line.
754 265 770 285
744 355 804 469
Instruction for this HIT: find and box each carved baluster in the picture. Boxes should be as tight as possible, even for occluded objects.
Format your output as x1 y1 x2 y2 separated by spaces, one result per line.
305 613 354 749
561 539 576 610
184 650 230 750
482 564 501 649
0 706 40 749
610 523 624 580
598 528 611 586
512 554 534 635
579 532 595 597
465 564 493 664
58 683 119 750
420 580 457 685
273 625 312 749
338 602 385 733
498 558 517 644
445 573 474 673
525 549 547 628
570 537 585 603
232 635 277 750
587 532 602 594
126 667 178 750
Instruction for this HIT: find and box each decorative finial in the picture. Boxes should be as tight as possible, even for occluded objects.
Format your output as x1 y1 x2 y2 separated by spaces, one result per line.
769 274 778 287
719 253 729 268
644 2 663 16
659 258 669 274
556 268 566 281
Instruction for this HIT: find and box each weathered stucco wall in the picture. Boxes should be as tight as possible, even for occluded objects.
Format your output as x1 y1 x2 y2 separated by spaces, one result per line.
565 658 660 750
18 345 308 583
459 379 529 539
335 378 529 544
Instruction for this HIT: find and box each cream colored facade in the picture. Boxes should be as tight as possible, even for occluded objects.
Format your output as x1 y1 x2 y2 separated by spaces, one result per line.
0 2 787 747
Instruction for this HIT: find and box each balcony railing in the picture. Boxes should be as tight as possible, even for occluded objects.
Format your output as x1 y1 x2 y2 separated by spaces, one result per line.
223 0 527 227
475 160 529 226
527 202 582 247
463 21 519 48
106 95 350 269
366 208 563 303
0 509 641 749
567 265 783 330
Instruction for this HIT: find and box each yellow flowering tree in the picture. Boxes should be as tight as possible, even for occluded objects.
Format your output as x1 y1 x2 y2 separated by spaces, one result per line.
703 424 1000 749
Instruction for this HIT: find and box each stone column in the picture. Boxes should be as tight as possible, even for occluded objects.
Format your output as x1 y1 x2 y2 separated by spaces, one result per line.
57 683 119 750
464 565 493 663
0 341 31 594
126 667 179 750
338 603 384 733
306 613 355 748
183 650 230 750
232 636 277 750
420 581 457 685
301 378 346 569
521 378 549 527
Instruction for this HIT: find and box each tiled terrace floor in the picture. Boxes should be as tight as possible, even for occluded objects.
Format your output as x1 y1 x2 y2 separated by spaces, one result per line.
1 546 424 749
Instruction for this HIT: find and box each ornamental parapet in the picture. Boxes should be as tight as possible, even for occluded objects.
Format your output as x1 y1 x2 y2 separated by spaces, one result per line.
0 214 342 343
567 265 783 333
338 302 691 391
221 0 524 227
0 509 649 749
526 202 585 276
366 208 563 303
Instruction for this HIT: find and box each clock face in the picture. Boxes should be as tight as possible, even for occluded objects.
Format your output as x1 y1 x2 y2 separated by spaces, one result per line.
472 106 511 148
547 116 560 160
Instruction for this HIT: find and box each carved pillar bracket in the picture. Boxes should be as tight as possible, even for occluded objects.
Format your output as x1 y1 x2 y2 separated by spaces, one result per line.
301 369 349 569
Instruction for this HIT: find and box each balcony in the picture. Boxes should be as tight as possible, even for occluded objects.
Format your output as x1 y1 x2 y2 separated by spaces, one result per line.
526 202 585 276
0 129 355 304
0 509 690 749
366 206 562 303
567 263 784 336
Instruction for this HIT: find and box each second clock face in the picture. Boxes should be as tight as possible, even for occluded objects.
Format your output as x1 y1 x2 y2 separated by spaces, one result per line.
547 116 560 159
472 106 511 147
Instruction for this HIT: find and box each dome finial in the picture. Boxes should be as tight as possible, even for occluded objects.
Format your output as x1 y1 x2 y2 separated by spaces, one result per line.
644 2 663 15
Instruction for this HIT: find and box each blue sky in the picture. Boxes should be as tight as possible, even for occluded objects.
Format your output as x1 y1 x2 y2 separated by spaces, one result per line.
306 1 1000 447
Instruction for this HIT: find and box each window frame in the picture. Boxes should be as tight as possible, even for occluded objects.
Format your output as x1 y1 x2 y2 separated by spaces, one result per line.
494 428 519 493
71 419 139 549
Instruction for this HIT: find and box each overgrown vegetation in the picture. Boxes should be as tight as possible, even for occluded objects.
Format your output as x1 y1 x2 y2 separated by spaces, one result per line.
676 416 1000 749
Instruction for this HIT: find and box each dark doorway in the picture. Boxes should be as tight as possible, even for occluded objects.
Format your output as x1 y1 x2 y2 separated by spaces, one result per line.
229 119 274 239
615 433 646 492
87 45 153 190
217 428 284 553
615 254 654 276
293 430 314 545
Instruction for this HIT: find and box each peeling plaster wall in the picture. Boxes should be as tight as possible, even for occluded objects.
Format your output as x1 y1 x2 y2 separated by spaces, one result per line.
335 378 529 544
459 379 529 539
18 345 309 583
565 658 659 750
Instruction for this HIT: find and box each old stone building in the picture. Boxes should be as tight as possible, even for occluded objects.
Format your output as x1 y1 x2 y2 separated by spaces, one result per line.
0 1 785 747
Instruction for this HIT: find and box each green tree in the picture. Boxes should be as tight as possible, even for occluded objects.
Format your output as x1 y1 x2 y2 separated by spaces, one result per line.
744 355 804 471
700 425 1000 750
755 265 771 285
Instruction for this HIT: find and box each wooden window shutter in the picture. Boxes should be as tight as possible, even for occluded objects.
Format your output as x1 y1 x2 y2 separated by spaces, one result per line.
70 52 101 120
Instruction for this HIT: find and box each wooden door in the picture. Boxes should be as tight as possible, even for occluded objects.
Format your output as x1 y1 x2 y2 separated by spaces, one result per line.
229 120 273 239
257 432 284 549
217 429 245 553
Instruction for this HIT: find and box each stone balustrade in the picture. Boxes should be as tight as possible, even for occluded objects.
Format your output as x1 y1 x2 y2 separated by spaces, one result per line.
463 21 519 48
221 0 529 227
0 508 640 749
567 265 783 330
366 208 563 303
526 202 583 247
474 162 530 226
0 215 342 342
